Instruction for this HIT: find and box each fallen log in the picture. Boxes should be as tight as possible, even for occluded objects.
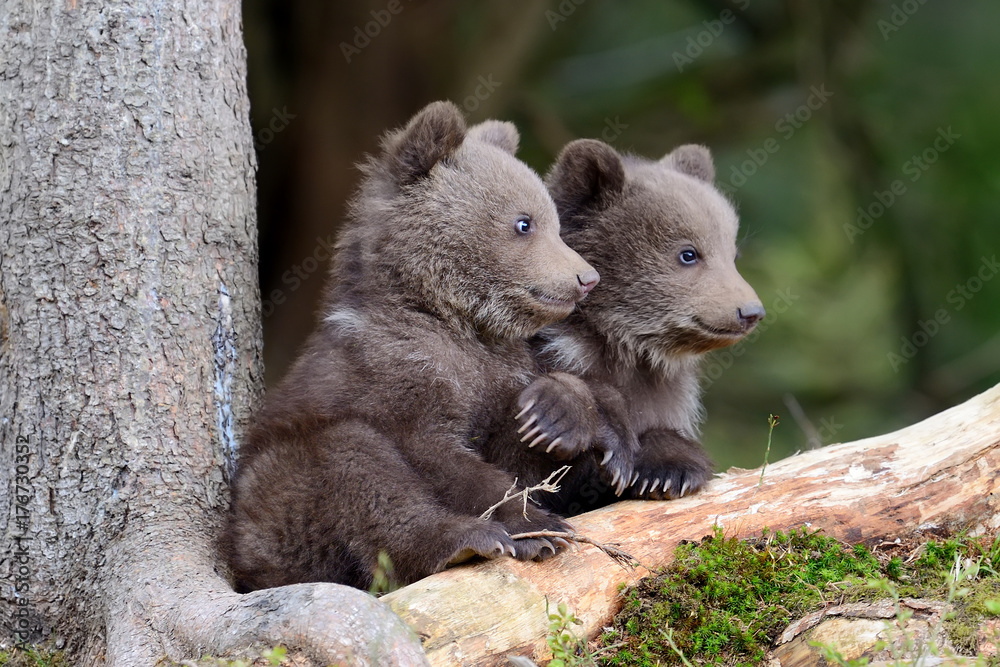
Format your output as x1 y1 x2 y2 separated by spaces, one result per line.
384 382 1000 666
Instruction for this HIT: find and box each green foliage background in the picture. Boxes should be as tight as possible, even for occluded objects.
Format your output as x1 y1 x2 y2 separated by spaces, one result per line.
246 1 1000 469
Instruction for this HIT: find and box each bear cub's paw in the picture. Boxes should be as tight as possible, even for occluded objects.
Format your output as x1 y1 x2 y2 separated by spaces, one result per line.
492 500 575 561
627 458 711 500
516 372 600 460
626 433 713 500
445 520 519 566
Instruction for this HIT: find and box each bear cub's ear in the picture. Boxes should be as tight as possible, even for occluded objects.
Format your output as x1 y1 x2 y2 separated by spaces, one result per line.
546 139 626 219
383 100 467 185
662 144 715 183
466 120 519 155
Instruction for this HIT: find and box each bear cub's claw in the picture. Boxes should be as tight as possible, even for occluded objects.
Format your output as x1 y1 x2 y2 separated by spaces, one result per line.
446 521 519 566
627 454 712 501
495 503 574 561
516 372 601 460
598 442 638 497
511 531 572 561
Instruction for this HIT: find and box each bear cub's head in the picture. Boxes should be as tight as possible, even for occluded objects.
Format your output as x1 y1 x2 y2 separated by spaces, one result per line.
546 139 764 367
340 101 598 339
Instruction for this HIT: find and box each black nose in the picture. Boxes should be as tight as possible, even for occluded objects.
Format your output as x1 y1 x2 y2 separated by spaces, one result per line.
577 269 600 297
738 303 765 329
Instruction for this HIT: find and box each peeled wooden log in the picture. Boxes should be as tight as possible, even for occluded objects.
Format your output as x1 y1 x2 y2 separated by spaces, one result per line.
769 598 951 666
384 382 1000 666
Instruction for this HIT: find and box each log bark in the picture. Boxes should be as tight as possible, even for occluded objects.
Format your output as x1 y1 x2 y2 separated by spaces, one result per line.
384 382 1000 666
0 1 424 664
769 598 951 666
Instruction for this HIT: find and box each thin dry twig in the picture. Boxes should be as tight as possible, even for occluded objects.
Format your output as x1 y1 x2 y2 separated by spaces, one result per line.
479 466 641 571
508 529 641 571
479 465 572 521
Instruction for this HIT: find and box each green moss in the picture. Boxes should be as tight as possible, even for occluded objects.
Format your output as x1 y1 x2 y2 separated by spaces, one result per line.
600 527 1000 666
885 555 903 580
945 578 1000 654
0 647 68 667
156 645 288 667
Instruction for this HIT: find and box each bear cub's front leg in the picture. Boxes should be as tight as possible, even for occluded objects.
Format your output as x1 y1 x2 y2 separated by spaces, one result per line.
516 372 639 495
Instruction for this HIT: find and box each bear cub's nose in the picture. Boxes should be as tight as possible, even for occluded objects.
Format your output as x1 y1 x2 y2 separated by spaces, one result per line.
738 303 766 329
577 270 601 298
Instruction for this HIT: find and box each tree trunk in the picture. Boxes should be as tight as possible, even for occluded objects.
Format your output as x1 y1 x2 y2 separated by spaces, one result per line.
384 382 1000 667
0 2 424 664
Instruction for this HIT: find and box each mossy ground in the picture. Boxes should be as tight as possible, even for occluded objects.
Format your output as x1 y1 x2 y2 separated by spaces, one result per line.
0 648 68 667
157 645 293 667
597 526 1000 666
0 646 295 667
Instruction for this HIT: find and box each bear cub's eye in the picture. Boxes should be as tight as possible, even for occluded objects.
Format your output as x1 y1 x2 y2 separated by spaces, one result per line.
515 215 533 235
679 247 700 266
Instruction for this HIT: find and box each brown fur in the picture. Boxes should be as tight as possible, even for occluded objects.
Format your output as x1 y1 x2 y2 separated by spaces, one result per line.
220 102 600 591
484 140 764 515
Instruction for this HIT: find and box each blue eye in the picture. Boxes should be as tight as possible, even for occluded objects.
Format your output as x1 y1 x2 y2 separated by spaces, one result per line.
679 248 699 265
515 216 532 235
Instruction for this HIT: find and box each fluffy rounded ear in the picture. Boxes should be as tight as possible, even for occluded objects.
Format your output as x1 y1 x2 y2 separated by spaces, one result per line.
546 139 626 220
466 120 519 155
382 101 467 184
662 144 715 182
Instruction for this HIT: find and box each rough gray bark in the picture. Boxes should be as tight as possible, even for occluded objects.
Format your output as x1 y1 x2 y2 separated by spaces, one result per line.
0 1 425 664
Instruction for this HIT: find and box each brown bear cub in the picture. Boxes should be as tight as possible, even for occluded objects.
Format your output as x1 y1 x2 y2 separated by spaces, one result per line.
220 102 600 591
494 140 764 515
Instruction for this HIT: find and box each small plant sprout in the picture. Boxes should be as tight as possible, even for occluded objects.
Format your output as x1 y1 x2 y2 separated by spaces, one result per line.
658 626 696 667
261 646 287 667
544 599 596 667
756 413 780 493
368 550 398 596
